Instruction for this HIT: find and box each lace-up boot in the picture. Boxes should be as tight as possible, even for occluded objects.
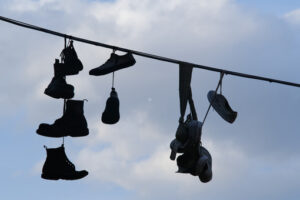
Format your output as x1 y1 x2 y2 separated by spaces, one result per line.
44 60 74 99
36 100 89 137
41 145 88 180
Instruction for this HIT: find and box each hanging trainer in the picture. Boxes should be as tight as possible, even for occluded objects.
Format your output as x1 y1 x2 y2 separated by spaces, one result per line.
89 52 135 76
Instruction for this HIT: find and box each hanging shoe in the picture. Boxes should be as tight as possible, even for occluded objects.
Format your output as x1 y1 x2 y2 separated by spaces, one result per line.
174 119 202 174
195 146 212 183
41 145 88 180
176 151 198 174
102 87 120 124
44 76 74 99
44 60 74 99
170 114 202 160
207 90 237 123
89 52 136 76
36 100 89 137
176 145 212 183
170 120 189 160
60 41 83 75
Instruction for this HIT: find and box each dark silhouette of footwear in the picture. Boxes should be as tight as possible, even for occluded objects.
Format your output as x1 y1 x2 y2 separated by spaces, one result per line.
36 100 89 137
41 145 88 180
101 87 120 124
207 90 237 123
170 115 202 160
89 52 136 76
44 60 74 99
60 40 83 75
176 145 212 183
44 76 74 99
195 146 212 183
176 150 198 174
174 119 203 174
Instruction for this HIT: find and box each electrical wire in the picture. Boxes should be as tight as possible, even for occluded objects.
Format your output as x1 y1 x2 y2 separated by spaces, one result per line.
0 15 299 88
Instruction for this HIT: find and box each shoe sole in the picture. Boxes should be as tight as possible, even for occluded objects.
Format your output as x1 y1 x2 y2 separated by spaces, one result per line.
90 61 135 76
44 89 74 99
41 172 88 180
70 128 89 137
37 128 89 138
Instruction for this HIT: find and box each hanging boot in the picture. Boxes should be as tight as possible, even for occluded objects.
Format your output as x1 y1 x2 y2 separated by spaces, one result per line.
89 52 136 76
36 100 89 137
101 87 120 124
60 40 83 76
44 59 75 99
41 145 88 180
207 90 237 123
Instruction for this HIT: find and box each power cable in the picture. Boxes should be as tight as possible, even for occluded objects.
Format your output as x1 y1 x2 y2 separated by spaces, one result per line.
0 15 299 88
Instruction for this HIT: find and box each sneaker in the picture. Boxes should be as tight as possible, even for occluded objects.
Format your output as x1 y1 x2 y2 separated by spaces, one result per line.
89 52 136 76
207 90 237 123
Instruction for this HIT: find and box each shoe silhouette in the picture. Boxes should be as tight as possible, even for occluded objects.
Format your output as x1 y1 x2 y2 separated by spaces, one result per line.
170 114 212 183
44 60 74 99
101 87 120 124
170 115 203 160
89 52 136 76
42 145 88 180
36 100 89 137
207 90 237 123
195 146 212 183
60 40 83 75
176 145 212 183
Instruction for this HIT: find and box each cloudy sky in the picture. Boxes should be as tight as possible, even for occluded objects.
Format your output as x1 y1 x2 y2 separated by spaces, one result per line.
0 0 300 199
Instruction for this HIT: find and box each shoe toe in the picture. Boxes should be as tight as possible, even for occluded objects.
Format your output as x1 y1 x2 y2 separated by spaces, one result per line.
36 123 52 135
36 123 67 138
73 170 88 180
89 68 98 75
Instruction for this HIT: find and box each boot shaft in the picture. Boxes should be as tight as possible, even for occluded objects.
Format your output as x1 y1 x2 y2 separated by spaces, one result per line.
66 100 84 115
54 59 65 77
43 145 75 173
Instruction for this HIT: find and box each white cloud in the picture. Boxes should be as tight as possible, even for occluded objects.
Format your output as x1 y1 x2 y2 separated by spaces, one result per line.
284 9 300 24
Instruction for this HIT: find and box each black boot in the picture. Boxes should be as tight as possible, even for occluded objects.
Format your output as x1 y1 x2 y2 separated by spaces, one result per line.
44 59 75 99
41 145 88 180
101 88 120 124
60 40 83 76
37 100 89 137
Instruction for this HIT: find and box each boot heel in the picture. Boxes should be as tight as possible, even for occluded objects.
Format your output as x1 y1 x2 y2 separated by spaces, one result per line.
70 128 89 137
41 173 59 180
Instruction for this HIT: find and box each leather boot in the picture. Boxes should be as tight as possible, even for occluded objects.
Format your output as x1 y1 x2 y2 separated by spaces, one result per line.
44 60 74 99
41 145 88 180
37 100 89 137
